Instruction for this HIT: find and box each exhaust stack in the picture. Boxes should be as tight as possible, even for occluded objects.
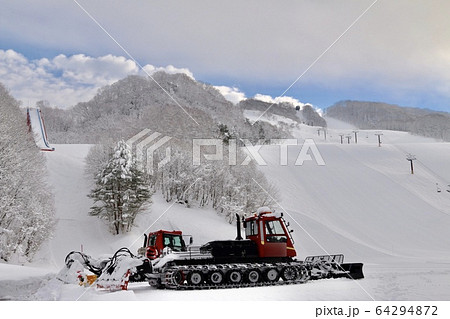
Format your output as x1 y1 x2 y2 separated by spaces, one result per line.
235 214 243 240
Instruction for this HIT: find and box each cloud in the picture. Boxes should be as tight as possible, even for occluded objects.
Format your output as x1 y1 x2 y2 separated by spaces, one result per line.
141 64 194 79
253 94 305 107
0 49 194 108
50 54 139 85
214 86 246 104
2 1 450 110
0 49 322 114
253 93 323 116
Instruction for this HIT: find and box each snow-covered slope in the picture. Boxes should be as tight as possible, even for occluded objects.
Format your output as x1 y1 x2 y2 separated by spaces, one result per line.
38 144 237 267
1 118 450 301
258 142 450 262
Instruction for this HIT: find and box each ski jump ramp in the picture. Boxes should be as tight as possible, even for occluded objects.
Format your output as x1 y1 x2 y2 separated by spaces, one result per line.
27 108 55 151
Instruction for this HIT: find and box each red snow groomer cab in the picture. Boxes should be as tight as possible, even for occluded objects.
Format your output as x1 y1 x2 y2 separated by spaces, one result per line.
140 230 191 260
243 210 297 259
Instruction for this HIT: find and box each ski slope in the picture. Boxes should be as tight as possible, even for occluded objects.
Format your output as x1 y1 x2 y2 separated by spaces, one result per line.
1 118 450 302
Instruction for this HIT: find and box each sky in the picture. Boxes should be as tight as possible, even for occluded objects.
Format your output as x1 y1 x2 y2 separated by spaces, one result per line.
1 0 450 112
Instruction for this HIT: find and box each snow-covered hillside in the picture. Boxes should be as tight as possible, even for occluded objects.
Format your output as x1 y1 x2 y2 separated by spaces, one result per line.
1 118 450 302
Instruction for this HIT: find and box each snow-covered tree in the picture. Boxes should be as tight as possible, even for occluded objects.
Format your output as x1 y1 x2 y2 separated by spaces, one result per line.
0 83 55 262
89 140 152 235
217 197 244 224
146 140 279 224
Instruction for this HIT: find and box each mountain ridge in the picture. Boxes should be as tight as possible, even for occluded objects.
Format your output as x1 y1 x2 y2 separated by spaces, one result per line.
38 73 289 144
326 100 450 141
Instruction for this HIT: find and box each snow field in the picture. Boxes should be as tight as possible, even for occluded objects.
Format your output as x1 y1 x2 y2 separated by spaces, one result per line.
1 118 450 303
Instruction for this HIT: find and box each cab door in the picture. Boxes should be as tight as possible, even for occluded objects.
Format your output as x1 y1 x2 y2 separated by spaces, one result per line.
259 219 288 258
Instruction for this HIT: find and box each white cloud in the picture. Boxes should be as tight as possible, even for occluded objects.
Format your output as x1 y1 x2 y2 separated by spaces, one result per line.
253 93 323 116
51 54 139 86
253 94 306 107
2 1 450 110
0 49 194 108
214 86 246 104
141 64 194 79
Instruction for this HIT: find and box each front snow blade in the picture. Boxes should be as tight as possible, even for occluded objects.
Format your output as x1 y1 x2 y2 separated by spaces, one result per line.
339 263 364 280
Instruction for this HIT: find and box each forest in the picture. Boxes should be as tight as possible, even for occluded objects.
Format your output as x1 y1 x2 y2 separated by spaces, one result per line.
326 100 450 141
0 84 55 262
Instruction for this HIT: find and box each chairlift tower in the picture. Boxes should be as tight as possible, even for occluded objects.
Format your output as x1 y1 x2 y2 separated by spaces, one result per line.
406 153 416 174
375 132 383 147
345 135 352 144
352 130 359 144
